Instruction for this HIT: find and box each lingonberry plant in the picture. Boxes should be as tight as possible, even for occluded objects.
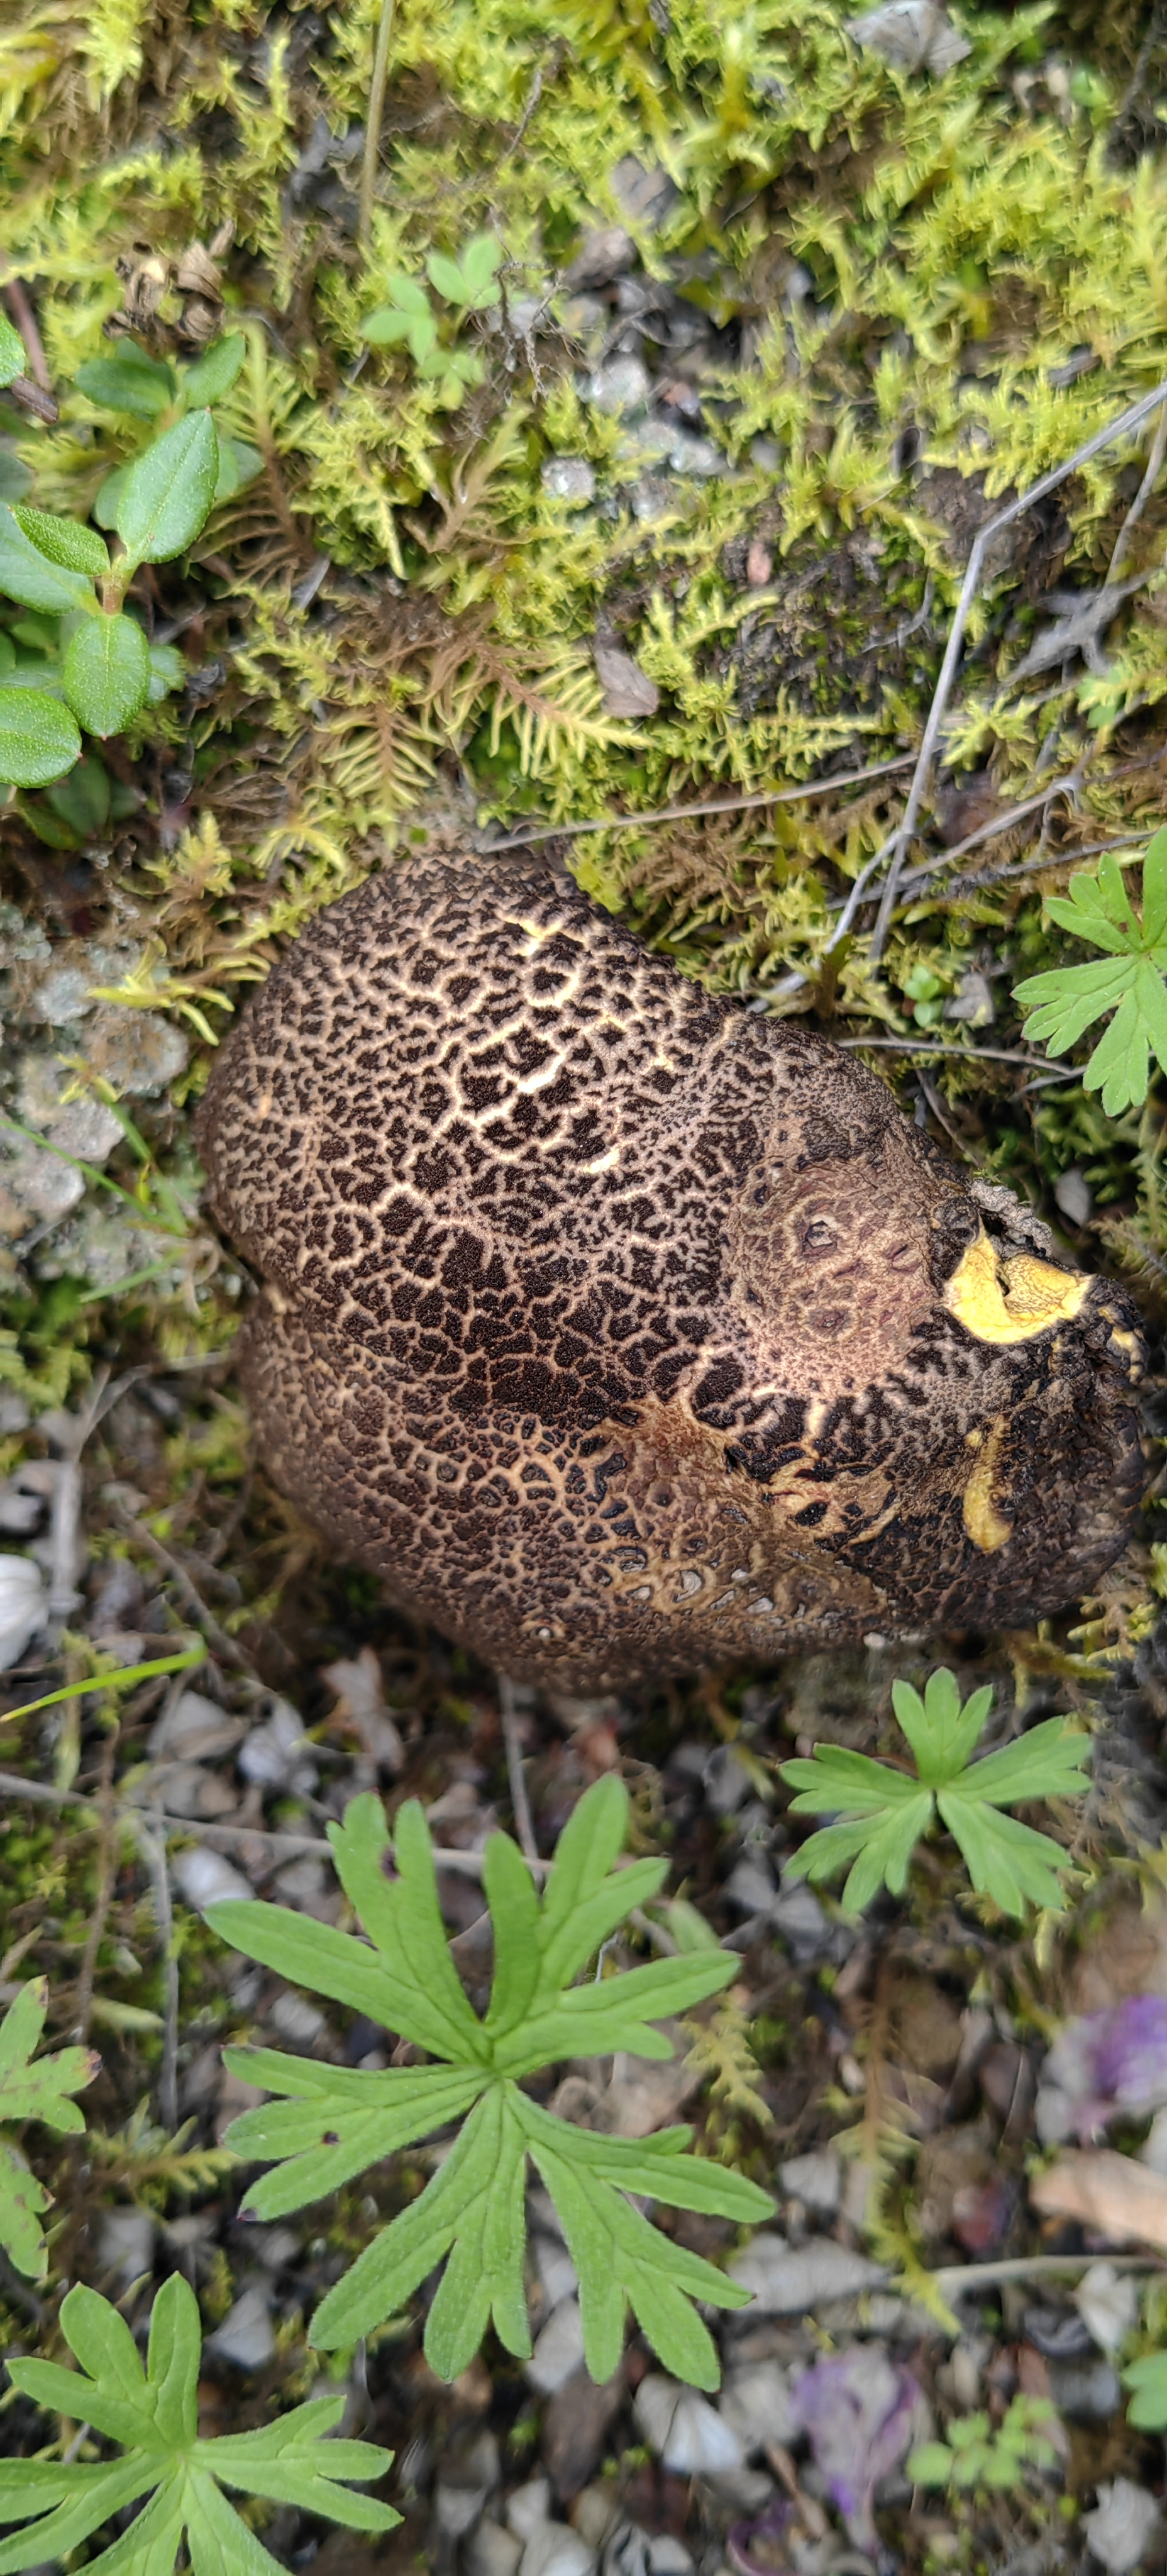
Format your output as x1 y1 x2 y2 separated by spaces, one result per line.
0 333 252 792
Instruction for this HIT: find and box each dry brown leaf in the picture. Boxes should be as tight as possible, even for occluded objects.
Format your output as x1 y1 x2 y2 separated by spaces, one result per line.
1031 2148 1167 2248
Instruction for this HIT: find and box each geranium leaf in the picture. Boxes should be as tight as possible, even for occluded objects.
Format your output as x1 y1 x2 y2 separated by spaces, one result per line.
210 1778 775 2384
0 2277 397 2573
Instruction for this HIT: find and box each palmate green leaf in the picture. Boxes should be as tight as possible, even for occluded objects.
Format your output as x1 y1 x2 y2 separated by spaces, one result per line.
0 2275 397 2575
1014 829 1167 1109
892 1672 993 1781
1122 2352 1167 2429
780 1668 1087 1919
211 1779 772 2385
0 1979 98 2276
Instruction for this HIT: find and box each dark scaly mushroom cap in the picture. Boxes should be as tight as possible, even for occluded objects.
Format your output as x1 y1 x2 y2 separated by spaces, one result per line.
196 855 1146 1690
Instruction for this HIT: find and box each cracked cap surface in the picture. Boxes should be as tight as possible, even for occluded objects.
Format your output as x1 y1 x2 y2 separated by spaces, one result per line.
196 855 1146 1689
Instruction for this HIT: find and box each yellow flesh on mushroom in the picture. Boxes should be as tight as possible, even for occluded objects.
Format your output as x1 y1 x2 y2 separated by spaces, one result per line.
944 1229 1088 1347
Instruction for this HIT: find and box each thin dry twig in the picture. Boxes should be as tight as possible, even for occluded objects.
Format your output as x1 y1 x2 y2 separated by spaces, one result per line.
72 1716 121 2046
1108 392 1167 584
0 1769 555 1872
838 1035 1053 1068
928 2251 1166 2297
895 768 1087 894
3 279 52 394
482 752 916 855
499 1674 538 1864
867 375 1167 960
358 0 395 250
111 1505 258 1675
136 1818 179 2131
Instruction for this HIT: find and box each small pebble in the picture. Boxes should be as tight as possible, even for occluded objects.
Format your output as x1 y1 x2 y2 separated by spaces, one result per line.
468 2526 523 2576
172 1845 254 1909
1075 2262 1141 2353
268 1989 326 2048
206 2282 275 2372
507 2479 553 2540
526 2297 585 2396
563 226 636 290
719 2362 799 2456
533 2232 578 2308
150 1689 243 1762
521 2529 597 2576
609 155 681 231
0 1554 46 1670
541 457 596 507
1054 1165 1093 1228
704 1746 753 1815
1046 2355 1122 2423
727 2232 887 2312
238 1698 318 1794
98 2207 155 2285
634 2376 745 2476
585 357 650 416
778 2150 841 2214
1083 2479 1163 2575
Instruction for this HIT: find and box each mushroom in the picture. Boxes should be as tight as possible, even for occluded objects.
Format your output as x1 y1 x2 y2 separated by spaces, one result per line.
196 857 1145 1691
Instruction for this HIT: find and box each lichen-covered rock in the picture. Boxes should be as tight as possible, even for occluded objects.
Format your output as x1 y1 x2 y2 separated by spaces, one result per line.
196 857 1145 1690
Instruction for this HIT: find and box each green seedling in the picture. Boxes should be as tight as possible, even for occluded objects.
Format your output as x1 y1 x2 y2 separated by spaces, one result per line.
0 1982 97 2280
909 2394 1060 2494
0 2274 398 2573
781 1667 1090 1917
209 1774 773 2389
1014 828 1167 1113
362 231 501 406
1122 2351 1167 2428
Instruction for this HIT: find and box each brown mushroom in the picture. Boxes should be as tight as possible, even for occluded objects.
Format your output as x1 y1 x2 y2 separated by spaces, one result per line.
196 855 1146 1690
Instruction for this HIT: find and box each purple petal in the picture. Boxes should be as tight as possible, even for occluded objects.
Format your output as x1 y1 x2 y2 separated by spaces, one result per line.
727 2497 795 2575
1044 1997 1167 2139
791 2349 919 2551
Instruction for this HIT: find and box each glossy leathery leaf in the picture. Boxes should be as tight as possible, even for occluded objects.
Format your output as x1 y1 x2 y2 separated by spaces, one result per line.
10 506 109 576
0 686 82 786
115 411 219 564
62 611 152 735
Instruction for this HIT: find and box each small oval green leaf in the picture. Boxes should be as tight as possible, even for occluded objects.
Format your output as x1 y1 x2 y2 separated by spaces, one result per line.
147 641 185 704
0 504 96 615
0 687 82 787
92 467 127 532
75 348 175 420
62 614 151 737
180 332 246 408
114 411 219 565
0 314 26 389
11 506 109 578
